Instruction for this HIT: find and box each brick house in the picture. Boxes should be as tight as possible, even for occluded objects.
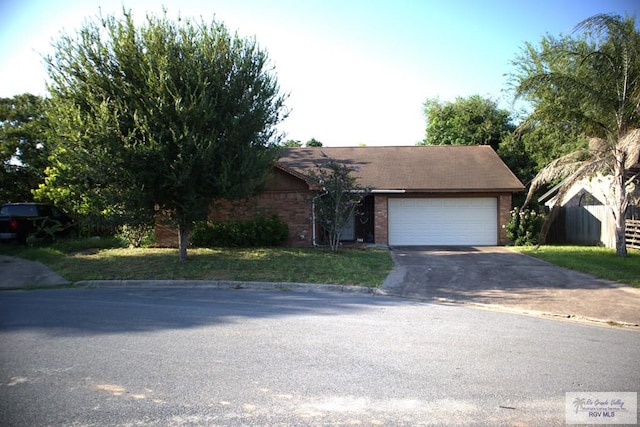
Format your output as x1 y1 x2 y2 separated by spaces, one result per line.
156 145 524 247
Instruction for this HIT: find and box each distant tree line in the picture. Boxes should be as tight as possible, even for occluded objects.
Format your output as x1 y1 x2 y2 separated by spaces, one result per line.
281 138 323 147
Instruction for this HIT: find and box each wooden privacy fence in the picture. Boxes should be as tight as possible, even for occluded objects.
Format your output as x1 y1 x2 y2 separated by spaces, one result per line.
547 206 640 249
626 220 640 250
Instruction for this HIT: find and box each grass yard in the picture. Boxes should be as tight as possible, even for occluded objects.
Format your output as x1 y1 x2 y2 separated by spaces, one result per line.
513 245 640 288
0 239 393 287
5 238 636 289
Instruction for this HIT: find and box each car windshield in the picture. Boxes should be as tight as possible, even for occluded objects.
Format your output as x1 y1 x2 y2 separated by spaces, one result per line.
0 205 39 216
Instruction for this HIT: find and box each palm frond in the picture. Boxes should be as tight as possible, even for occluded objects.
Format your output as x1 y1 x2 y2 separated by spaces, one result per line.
587 136 611 154
524 150 586 205
619 128 640 169
574 13 623 39
524 148 613 206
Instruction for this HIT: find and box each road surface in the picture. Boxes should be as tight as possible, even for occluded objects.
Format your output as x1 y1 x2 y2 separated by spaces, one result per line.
1 287 638 426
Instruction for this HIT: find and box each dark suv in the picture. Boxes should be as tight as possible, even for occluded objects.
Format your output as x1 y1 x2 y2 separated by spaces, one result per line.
0 203 76 243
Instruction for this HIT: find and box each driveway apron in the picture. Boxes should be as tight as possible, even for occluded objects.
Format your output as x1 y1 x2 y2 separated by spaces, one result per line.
381 246 640 326
0 255 69 289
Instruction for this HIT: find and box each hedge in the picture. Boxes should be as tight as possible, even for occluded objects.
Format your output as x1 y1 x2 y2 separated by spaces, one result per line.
191 215 289 247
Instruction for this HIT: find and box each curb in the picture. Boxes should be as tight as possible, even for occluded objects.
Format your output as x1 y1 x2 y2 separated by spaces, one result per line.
73 279 383 295
8 279 639 329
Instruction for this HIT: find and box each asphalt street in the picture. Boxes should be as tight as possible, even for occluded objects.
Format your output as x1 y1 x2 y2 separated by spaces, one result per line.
1 287 638 426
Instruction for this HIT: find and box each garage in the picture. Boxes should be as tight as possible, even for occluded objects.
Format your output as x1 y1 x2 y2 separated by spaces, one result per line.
388 198 498 246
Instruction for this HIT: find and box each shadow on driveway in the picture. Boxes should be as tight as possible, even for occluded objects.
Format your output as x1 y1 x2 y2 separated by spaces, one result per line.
381 246 640 326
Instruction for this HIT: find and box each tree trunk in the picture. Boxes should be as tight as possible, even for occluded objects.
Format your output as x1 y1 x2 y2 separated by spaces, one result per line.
178 224 190 262
613 150 628 257
614 220 627 257
328 229 340 252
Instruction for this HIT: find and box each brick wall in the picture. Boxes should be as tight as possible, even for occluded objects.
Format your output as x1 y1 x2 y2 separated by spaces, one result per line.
498 193 513 245
154 190 313 247
373 195 388 245
209 191 313 246
155 221 179 248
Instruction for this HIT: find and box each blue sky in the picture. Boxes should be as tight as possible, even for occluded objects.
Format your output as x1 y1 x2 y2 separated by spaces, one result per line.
1 0 638 146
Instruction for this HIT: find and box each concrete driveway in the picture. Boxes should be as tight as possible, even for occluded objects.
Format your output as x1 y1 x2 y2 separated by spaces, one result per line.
0 255 69 289
380 246 640 327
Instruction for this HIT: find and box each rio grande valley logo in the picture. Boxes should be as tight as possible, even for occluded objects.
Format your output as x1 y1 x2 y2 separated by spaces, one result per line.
566 392 637 425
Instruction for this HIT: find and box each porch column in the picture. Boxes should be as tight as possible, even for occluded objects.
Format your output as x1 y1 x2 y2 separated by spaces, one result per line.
498 193 512 245
374 195 389 245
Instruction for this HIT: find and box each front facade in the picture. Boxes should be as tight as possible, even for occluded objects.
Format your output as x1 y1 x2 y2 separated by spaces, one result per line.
156 146 524 247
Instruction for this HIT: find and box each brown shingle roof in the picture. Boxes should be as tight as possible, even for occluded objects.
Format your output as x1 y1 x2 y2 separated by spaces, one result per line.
277 145 524 192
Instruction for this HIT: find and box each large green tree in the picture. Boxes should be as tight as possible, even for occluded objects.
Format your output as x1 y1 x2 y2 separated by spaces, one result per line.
0 94 50 203
37 10 287 260
513 14 640 256
496 120 589 206
419 95 514 150
494 133 538 206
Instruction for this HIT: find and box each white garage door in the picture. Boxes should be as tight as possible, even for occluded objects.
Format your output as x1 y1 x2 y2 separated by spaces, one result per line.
388 198 497 246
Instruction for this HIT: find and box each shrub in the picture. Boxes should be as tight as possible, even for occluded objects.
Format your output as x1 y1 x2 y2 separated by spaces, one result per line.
191 215 289 247
116 224 156 248
505 207 545 246
27 218 69 244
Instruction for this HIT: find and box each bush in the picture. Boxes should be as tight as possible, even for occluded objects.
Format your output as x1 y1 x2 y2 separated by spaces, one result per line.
191 215 289 247
116 224 156 248
505 207 545 246
27 218 74 244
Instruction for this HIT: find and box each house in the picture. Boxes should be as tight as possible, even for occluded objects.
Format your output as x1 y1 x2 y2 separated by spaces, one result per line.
539 170 640 248
155 145 525 247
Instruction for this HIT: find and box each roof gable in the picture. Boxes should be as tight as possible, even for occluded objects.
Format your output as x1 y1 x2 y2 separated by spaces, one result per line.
277 146 524 192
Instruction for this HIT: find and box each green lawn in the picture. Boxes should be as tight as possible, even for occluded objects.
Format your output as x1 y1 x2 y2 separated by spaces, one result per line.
5 239 637 289
513 245 640 287
0 240 393 287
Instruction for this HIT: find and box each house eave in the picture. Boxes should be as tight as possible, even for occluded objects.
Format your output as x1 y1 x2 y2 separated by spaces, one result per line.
370 189 406 194
396 188 524 194
274 163 314 186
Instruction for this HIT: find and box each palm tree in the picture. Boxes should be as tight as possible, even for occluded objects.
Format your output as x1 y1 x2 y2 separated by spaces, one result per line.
515 14 640 256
